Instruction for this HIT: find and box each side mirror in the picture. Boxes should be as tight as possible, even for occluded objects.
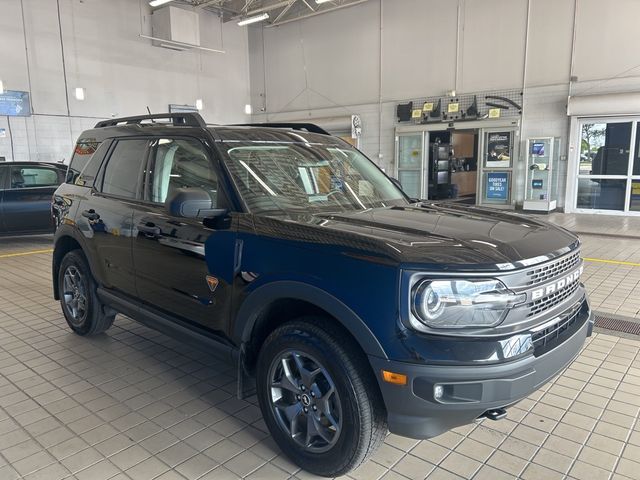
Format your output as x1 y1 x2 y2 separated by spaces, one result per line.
166 187 218 218
203 209 231 230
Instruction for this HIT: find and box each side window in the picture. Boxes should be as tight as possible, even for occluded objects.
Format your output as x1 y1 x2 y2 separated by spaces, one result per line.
10 166 61 188
68 140 102 183
101 139 148 199
145 138 218 206
0 166 7 190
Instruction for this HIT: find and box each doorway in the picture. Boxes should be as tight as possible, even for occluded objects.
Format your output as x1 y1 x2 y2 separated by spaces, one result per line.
567 117 640 215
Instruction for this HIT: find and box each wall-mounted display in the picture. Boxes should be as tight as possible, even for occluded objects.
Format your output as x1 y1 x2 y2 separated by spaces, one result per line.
524 137 559 211
485 131 512 168
0 91 31 116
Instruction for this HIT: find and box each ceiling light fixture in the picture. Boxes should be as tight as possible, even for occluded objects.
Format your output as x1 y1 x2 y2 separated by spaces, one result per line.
315 0 333 3
149 0 172 7
75 87 85 101
237 13 269 26
195 99 203 111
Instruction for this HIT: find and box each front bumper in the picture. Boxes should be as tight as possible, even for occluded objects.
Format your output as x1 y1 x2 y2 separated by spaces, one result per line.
370 301 593 439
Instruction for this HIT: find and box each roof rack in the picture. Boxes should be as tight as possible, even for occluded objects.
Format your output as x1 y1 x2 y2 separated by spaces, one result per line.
231 122 330 136
95 113 206 129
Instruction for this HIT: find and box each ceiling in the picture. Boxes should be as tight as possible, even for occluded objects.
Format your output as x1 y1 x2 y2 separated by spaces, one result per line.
176 0 370 27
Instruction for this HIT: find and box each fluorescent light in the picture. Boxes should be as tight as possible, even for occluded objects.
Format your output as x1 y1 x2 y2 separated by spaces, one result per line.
0 80 4 94
149 0 172 6
237 13 269 26
315 0 333 3
75 87 85 101
195 99 203 111
244 104 252 115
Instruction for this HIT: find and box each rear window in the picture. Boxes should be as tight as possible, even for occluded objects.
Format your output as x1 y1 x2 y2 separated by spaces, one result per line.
10 166 63 188
67 140 101 183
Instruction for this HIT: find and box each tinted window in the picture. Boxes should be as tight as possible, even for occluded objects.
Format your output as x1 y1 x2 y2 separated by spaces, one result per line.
145 138 218 206
0 166 7 190
68 140 102 183
101 140 147 198
10 166 62 188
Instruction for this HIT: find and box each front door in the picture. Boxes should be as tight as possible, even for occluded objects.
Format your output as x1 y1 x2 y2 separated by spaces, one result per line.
132 137 236 336
478 128 518 207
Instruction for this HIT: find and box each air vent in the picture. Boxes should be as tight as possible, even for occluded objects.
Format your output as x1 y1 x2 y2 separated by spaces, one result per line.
151 6 200 51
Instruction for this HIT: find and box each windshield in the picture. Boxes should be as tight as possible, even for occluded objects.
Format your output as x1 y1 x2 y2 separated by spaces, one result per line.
220 142 409 215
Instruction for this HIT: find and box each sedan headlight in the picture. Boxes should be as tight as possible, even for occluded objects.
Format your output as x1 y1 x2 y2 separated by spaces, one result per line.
411 279 525 329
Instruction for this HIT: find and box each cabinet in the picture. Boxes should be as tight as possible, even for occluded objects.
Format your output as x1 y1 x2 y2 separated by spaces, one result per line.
523 137 559 211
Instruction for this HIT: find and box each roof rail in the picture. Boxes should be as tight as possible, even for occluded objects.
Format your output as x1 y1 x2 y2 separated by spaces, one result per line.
231 122 331 136
94 113 206 129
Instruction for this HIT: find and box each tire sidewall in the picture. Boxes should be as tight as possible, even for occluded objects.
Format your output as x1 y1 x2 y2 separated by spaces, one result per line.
58 251 95 335
256 325 365 476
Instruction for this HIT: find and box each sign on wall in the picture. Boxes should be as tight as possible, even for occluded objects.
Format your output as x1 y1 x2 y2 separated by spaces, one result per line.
0 91 31 116
486 172 509 200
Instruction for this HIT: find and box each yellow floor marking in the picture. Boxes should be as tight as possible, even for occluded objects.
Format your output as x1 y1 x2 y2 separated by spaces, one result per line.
583 257 640 267
0 249 53 259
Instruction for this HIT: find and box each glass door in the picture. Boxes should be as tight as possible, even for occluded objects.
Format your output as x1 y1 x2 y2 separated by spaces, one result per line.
478 128 517 207
396 133 425 199
575 119 638 213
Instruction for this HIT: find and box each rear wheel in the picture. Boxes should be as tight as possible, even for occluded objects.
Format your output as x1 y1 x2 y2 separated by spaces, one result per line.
256 318 387 477
58 250 115 335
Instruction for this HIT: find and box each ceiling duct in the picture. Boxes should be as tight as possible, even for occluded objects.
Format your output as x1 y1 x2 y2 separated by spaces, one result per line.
151 6 201 51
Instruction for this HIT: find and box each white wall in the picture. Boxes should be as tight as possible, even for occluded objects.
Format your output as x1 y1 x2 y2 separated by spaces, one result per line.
249 0 640 207
0 0 251 163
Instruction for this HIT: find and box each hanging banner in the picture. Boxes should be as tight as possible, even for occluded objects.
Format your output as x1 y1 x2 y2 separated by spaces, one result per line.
0 91 31 116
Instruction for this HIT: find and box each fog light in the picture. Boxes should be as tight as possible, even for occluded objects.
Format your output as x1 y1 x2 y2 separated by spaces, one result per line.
434 385 444 400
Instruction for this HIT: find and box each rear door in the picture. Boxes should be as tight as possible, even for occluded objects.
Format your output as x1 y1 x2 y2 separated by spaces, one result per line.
3 164 64 234
80 139 148 298
132 136 237 336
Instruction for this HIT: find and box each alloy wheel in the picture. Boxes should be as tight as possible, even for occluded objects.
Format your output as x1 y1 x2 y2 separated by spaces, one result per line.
62 265 87 326
268 350 343 453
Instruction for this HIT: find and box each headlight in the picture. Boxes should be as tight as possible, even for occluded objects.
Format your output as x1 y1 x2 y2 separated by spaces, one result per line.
411 279 525 329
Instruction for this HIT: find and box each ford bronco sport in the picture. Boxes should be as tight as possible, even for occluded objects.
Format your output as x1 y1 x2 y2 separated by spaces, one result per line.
52 113 592 477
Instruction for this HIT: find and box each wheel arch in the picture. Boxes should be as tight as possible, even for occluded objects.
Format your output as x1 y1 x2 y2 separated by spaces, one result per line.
236 281 388 374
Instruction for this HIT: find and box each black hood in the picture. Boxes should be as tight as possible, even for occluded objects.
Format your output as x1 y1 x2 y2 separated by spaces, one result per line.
252 203 579 271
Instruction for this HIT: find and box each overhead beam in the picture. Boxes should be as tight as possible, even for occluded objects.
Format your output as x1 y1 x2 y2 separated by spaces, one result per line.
267 0 370 26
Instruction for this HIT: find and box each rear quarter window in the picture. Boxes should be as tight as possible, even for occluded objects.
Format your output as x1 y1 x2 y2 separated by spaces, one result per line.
67 139 102 184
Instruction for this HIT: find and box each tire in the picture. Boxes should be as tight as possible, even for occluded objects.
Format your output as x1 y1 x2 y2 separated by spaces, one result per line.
58 250 115 336
256 318 387 477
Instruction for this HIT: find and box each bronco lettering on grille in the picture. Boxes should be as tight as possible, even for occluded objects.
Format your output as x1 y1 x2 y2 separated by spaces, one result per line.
531 265 583 300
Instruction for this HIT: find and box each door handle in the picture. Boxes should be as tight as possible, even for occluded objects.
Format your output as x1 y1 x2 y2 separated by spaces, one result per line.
138 222 161 237
81 209 100 221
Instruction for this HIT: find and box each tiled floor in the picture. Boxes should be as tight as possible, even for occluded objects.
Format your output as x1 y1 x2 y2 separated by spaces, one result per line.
0 228 639 480
540 212 640 238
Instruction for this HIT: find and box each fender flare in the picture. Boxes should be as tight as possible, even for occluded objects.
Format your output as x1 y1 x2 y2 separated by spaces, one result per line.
52 226 100 298
235 280 388 359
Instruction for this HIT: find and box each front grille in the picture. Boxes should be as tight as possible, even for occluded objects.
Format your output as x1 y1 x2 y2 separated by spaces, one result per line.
527 280 580 317
531 304 585 357
525 251 581 287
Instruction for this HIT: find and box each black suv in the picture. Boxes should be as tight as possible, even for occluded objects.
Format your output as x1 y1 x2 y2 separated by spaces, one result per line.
52 113 592 477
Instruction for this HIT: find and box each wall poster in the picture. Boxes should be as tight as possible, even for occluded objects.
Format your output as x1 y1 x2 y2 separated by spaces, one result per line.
485 131 512 168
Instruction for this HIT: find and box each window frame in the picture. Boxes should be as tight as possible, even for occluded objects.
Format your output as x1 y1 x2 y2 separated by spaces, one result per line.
0 165 8 191
96 138 151 201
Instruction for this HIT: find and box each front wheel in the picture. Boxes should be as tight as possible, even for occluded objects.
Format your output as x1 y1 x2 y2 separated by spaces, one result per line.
256 319 387 477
